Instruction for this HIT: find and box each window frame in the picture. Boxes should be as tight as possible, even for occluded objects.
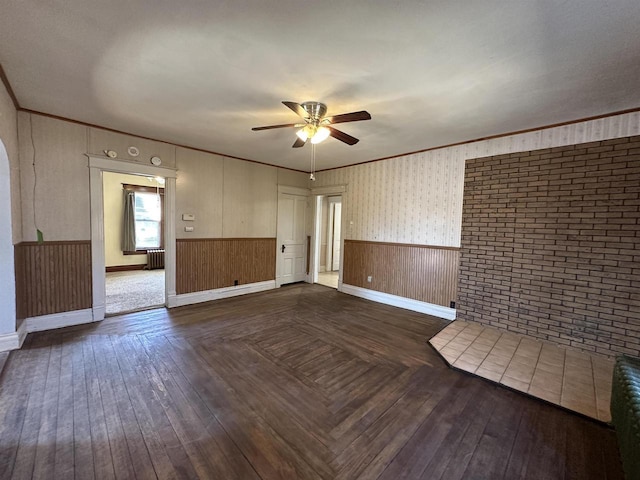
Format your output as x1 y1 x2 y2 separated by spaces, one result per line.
122 183 165 255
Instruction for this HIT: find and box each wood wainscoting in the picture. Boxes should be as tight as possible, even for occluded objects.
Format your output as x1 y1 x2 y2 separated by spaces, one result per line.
176 238 276 294
343 240 459 307
14 240 93 319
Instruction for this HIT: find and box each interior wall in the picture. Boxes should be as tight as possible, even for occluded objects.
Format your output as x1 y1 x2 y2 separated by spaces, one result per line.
103 171 162 268
314 153 465 246
222 159 278 238
315 110 640 311
18 112 89 241
175 148 224 239
15 112 309 309
459 137 640 357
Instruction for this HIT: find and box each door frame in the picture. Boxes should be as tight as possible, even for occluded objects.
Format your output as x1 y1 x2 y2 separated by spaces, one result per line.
326 196 342 271
310 184 346 289
0 138 17 345
88 155 177 320
276 185 310 287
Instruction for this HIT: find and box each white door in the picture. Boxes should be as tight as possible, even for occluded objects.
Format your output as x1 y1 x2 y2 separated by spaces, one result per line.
277 192 307 285
332 202 342 271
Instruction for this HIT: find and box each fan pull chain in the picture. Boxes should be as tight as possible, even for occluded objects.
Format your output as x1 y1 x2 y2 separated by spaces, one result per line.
310 143 316 181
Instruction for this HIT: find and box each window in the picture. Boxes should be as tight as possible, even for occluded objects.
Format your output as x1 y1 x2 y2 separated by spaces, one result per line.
123 184 164 254
134 191 162 249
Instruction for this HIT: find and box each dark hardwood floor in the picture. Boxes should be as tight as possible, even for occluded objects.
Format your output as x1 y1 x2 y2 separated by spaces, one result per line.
0 284 624 479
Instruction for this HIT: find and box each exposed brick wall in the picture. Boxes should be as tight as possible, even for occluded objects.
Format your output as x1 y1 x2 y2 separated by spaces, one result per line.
458 136 640 357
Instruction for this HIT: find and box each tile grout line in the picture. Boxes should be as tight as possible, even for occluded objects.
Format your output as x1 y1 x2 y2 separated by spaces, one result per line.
559 348 569 409
524 343 544 394
455 328 495 374
498 335 523 384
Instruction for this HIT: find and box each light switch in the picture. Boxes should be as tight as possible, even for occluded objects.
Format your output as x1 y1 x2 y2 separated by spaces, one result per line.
182 213 195 221
184 226 194 232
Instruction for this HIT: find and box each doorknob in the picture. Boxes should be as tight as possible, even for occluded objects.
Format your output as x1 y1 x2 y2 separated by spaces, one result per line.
281 244 286 253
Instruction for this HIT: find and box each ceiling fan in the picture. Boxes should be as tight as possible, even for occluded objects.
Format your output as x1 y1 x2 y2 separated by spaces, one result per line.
252 101 371 148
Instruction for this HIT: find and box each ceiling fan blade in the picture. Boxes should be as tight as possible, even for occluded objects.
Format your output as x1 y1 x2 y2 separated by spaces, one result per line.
325 110 371 125
292 137 306 148
328 126 359 145
252 123 299 131
282 101 309 118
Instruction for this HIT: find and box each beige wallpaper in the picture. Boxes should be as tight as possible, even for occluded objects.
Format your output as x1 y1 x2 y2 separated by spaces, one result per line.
18 112 90 241
0 81 21 243
175 147 224 239
277 167 309 189
17 112 307 245
222 159 278 238
315 110 640 248
315 153 465 247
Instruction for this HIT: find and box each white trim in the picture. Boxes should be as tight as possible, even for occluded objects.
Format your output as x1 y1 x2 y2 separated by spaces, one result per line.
164 178 177 303
89 166 106 320
88 155 176 321
25 308 96 333
277 185 310 195
341 284 456 320
16 320 27 347
0 320 26 352
0 333 20 352
311 184 346 195
311 196 323 283
0 139 16 342
93 304 106 321
168 280 276 307
309 184 347 288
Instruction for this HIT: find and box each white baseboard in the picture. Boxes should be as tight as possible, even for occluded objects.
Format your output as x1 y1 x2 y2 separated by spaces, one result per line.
26 308 97 333
168 280 276 308
0 322 26 352
92 304 106 322
0 308 97 352
340 284 456 320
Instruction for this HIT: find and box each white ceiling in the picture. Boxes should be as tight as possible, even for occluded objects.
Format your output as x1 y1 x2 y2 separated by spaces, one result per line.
1 1 639 171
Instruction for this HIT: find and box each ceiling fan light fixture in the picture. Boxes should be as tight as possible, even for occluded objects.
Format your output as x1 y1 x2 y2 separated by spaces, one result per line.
296 129 309 141
253 101 371 147
297 124 321 142
310 126 330 144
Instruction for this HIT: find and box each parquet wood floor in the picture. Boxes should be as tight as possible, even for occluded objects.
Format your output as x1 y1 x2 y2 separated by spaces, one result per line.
0 284 624 479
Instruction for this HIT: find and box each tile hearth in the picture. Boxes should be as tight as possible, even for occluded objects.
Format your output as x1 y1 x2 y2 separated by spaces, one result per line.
429 321 614 422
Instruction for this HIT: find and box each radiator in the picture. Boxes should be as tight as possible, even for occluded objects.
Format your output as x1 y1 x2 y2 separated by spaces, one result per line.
146 249 165 270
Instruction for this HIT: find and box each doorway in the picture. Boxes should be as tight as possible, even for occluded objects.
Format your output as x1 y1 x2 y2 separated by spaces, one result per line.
103 171 166 315
89 155 176 322
276 187 308 286
0 138 16 340
316 195 342 289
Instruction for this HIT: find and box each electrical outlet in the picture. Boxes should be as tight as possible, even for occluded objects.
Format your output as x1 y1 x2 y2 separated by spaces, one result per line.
234 280 238 286
367 275 372 283
450 301 456 309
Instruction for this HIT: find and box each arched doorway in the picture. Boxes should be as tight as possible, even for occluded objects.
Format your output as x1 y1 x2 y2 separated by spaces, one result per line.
0 138 18 350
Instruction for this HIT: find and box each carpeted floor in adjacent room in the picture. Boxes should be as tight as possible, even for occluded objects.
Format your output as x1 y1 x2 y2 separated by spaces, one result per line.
105 269 165 315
